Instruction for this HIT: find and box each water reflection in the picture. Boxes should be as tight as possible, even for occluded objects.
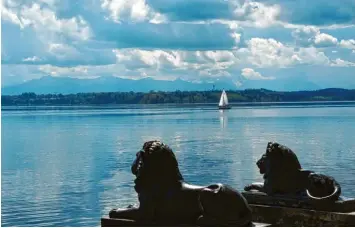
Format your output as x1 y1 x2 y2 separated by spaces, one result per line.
219 110 228 129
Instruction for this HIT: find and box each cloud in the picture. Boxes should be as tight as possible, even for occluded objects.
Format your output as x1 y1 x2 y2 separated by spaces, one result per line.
140 0 354 27
2 33 117 66
6 43 335 82
1 1 103 66
2 49 237 84
113 49 183 70
314 33 338 47
23 56 42 62
111 49 239 80
101 0 165 23
2 3 23 27
292 26 319 46
1 64 48 86
2 21 47 64
232 0 281 28
330 58 355 67
241 68 275 80
292 26 338 47
101 0 281 28
21 4 91 40
2 3 116 67
3 2 91 40
147 0 233 22
2 0 355 89
241 38 330 67
263 0 355 26
340 39 355 50
41 42 116 66
38 64 101 77
95 22 243 50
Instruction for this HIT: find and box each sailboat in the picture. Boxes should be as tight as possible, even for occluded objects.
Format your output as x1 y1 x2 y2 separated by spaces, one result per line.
218 90 231 109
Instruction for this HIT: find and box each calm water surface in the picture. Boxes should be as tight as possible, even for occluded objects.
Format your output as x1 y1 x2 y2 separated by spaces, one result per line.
2 103 355 226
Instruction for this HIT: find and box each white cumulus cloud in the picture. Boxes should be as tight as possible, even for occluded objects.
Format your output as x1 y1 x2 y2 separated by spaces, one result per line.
242 38 330 67
101 0 166 23
2 3 23 27
232 0 281 28
241 68 275 80
20 3 91 40
330 58 355 67
314 33 338 47
2 2 91 41
340 39 355 50
23 56 42 62
292 26 338 47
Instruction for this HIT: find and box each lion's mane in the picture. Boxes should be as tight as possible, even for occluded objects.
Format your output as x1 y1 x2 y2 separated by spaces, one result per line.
132 140 184 194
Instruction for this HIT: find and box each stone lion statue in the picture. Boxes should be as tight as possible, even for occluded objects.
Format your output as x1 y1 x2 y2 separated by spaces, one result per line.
244 142 341 201
109 140 252 226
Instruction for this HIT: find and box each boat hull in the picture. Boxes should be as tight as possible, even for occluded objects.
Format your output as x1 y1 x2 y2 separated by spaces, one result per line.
218 105 231 110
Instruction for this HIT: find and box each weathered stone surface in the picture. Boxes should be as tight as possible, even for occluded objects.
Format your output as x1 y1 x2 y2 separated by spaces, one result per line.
100 217 272 227
242 191 355 213
249 204 355 226
101 217 194 227
243 141 355 226
102 203 355 227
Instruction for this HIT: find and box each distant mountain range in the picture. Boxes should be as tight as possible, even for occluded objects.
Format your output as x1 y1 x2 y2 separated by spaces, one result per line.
1 76 327 95
1 76 237 95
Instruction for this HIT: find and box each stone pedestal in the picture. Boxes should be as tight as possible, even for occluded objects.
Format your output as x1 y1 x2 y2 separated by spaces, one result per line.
249 204 355 226
242 191 355 226
242 191 355 213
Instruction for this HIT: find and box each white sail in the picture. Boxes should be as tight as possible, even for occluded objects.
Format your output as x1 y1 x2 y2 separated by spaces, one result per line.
219 90 229 106
218 91 225 106
223 91 229 105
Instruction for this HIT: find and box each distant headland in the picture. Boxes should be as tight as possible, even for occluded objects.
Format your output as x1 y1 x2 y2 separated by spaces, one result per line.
2 88 355 106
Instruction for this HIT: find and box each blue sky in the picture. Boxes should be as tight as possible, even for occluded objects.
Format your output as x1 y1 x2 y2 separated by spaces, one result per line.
1 0 355 88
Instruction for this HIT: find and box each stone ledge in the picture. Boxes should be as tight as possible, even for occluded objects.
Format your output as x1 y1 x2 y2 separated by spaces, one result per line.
242 191 355 213
249 204 355 226
100 217 272 227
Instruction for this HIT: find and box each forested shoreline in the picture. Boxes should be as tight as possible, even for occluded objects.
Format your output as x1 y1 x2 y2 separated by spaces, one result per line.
2 88 355 105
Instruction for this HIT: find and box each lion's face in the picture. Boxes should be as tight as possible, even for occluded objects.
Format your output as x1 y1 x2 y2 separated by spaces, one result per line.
256 142 278 174
131 150 144 176
256 154 267 174
256 142 302 175
131 140 183 194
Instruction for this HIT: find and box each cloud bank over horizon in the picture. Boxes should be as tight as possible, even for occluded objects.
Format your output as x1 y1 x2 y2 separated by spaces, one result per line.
2 0 355 89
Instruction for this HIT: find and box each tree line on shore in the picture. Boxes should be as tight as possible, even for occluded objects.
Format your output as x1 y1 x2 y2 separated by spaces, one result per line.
2 88 355 105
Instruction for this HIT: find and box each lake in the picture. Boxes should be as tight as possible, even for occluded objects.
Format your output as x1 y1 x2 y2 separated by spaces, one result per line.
2 103 355 226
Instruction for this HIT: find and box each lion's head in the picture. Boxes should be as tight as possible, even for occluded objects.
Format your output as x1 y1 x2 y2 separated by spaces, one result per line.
131 140 184 193
256 142 302 176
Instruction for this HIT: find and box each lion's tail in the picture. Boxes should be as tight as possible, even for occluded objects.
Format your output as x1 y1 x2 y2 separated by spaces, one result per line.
306 185 341 201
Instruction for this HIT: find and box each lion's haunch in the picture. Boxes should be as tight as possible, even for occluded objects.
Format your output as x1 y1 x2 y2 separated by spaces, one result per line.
198 184 252 226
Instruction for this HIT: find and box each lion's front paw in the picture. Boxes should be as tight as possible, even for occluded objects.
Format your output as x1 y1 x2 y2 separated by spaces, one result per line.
244 185 254 191
244 183 264 192
109 209 119 218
